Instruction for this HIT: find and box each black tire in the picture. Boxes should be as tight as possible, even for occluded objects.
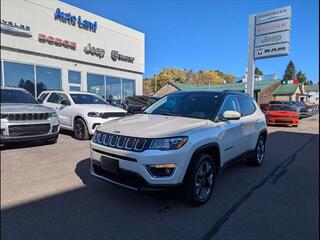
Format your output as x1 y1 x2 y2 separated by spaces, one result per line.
74 118 89 140
184 153 216 206
247 135 266 166
44 136 58 144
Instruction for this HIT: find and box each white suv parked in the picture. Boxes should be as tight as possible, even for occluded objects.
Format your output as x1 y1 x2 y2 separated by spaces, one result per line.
39 91 126 140
90 90 267 205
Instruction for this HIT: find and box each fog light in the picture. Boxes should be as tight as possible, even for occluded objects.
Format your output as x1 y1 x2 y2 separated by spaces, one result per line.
146 164 176 177
52 125 59 133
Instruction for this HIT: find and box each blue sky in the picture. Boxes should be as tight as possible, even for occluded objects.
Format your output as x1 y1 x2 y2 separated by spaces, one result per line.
62 0 319 82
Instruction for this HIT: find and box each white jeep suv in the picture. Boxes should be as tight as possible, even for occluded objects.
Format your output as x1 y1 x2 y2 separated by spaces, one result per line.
39 91 126 140
90 90 267 205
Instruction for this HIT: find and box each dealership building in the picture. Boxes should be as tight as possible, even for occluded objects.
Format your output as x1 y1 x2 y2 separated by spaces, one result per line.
1 0 145 105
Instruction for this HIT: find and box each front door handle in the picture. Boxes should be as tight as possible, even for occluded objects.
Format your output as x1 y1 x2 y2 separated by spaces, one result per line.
240 123 245 127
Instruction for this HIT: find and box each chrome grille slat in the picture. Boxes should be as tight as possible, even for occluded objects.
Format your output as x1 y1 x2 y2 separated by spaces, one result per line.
93 131 148 152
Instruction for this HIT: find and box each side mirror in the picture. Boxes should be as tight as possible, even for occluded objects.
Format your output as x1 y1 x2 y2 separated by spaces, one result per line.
37 99 43 104
223 110 241 120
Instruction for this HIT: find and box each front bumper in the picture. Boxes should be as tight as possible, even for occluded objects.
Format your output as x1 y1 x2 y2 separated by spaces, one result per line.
267 116 299 126
90 142 191 190
0 118 60 143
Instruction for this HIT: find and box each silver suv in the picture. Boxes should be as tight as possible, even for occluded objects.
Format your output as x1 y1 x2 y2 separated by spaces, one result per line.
0 87 60 144
90 90 268 205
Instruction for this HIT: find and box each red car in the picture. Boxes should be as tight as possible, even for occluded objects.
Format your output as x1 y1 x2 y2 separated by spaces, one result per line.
266 104 299 127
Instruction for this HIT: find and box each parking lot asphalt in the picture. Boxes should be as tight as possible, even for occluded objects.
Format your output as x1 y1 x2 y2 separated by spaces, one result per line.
1 115 319 240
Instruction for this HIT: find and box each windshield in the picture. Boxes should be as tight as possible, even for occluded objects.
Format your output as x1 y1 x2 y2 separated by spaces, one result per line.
145 92 220 120
1 89 38 104
269 105 293 111
70 94 108 105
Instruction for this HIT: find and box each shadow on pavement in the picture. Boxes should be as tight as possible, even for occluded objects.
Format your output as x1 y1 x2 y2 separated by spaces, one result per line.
1 131 318 240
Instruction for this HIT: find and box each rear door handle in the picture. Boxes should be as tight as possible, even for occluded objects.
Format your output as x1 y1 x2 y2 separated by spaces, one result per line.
240 123 245 127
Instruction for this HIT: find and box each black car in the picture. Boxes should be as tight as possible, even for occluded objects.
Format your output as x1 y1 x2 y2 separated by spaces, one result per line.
121 96 160 114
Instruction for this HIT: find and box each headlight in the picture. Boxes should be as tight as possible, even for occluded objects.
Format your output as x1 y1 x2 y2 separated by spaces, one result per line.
88 112 102 118
49 112 58 118
149 136 188 151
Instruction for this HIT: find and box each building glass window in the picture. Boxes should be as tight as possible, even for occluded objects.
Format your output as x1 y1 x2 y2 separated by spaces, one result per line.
69 86 81 91
87 73 105 99
106 76 121 105
68 71 81 84
36 66 61 97
122 78 136 99
3 61 35 96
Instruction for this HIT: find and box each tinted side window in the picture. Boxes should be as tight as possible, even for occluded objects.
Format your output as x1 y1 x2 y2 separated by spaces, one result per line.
38 92 49 101
218 96 240 118
47 93 69 104
238 97 256 116
47 93 60 103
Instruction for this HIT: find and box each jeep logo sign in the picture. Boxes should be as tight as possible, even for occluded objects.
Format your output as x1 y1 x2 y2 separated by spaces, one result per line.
84 43 105 59
255 31 290 47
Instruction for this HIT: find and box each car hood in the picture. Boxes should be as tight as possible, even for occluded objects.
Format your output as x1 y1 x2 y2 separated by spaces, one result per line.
97 114 208 138
76 104 126 113
0 103 56 113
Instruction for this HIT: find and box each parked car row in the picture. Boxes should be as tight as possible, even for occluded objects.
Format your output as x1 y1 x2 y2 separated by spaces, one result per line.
0 87 160 144
259 100 318 127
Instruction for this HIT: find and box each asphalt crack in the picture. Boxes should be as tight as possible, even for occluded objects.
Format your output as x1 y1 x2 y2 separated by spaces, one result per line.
200 135 316 240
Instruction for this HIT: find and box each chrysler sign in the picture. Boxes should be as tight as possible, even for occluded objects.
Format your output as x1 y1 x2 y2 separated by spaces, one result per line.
256 6 291 24
0 19 32 38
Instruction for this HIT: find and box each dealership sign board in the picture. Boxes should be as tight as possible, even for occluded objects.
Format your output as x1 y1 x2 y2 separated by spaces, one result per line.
246 6 291 97
255 6 291 24
255 18 290 36
54 8 97 32
254 6 291 60
0 19 32 38
255 31 290 47
255 42 289 59
38 33 76 50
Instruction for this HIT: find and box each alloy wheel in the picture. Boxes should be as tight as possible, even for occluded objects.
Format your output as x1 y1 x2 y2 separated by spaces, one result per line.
256 138 265 163
194 161 214 201
74 121 84 139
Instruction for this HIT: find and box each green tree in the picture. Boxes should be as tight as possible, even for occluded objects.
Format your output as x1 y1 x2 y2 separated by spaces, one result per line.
296 71 307 83
283 60 296 80
254 67 263 76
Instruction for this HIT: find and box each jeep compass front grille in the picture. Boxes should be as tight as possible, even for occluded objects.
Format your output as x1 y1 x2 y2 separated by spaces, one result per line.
93 131 149 152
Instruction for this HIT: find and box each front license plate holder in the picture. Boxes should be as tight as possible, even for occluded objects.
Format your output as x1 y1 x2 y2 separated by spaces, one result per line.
101 156 119 174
